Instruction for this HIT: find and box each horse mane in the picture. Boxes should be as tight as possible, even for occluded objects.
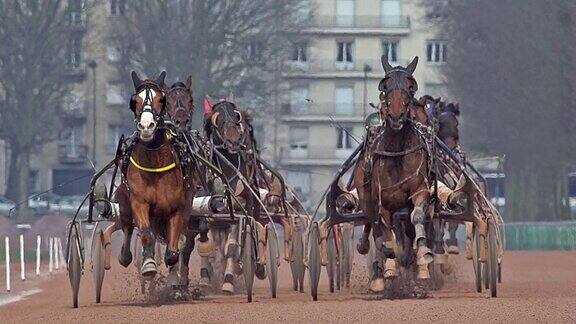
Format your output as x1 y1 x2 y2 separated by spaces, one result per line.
443 102 460 116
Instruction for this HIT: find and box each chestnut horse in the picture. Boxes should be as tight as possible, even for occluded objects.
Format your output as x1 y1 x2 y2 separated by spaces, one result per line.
114 71 195 279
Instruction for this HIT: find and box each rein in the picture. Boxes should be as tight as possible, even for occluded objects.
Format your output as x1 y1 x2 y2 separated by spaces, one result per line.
373 143 423 157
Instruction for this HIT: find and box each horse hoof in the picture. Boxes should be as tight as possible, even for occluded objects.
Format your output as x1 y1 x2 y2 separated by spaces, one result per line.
369 278 385 293
197 239 214 257
199 268 211 287
434 253 448 265
141 258 157 278
417 265 431 280
165 250 180 267
441 261 455 275
447 245 460 255
118 250 133 268
255 263 267 280
221 274 234 294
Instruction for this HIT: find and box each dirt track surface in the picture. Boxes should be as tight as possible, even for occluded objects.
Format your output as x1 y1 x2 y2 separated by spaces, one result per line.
1 251 575 323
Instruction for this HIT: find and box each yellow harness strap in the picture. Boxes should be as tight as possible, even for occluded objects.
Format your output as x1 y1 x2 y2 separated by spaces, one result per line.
129 156 176 173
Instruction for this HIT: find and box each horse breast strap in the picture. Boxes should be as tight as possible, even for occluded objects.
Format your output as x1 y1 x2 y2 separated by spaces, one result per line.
129 156 177 173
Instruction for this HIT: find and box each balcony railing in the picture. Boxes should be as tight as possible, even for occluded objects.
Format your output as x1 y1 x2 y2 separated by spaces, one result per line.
280 145 358 163
285 59 388 74
305 15 410 29
281 102 365 117
58 144 88 164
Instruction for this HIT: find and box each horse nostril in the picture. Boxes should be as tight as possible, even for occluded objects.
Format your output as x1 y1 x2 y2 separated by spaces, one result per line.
137 123 144 131
149 122 156 129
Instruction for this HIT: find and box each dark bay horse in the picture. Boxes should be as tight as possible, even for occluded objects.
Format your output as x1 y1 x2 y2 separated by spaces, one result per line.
360 55 434 292
204 100 265 293
165 77 194 132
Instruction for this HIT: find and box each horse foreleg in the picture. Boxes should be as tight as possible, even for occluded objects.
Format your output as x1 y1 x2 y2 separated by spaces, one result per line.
165 212 184 267
446 222 460 254
102 222 120 270
222 224 239 294
281 218 292 262
411 192 433 280
357 224 372 255
132 201 156 277
255 221 267 280
465 222 473 259
318 218 330 266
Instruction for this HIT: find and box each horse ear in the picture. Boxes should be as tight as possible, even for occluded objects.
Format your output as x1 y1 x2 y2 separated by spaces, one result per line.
186 76 193 90
381 54 393 73
226 91 235 103
155 71 167 88
131 71 142 90
379 92 385 102
406 56 419 75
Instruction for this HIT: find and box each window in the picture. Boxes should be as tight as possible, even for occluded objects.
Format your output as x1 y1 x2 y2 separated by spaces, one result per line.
246 41 263 62
66 36 83 69
336 127 354 149
298 0 311 21
336 127 355 158
106 83 124 105
335 86 354 115
382 40 398 63
110 0 126 16
336 41 354 69
290 87 309 114
29 170 40 193
63 90 85 114
61 125 85 157
286 171 311 204
427 41 448 63
336 0 355 26
289 127 309 158
68 0 85 26
381 0 401 26
291 42 308 63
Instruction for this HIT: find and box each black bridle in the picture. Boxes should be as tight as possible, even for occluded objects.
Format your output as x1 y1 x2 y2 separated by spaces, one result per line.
379 69 418 127
166 86 193 125
130 83 166 126
209 103 247 153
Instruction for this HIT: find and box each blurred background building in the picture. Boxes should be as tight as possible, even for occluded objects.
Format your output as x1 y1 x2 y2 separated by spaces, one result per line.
0 0 449 214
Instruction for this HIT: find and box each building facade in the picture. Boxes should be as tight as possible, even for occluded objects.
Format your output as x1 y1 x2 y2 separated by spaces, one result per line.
1 0 448 213
273 0 449 210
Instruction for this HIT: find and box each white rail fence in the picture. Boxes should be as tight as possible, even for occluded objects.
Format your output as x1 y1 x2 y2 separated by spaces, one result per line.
3 235 66 293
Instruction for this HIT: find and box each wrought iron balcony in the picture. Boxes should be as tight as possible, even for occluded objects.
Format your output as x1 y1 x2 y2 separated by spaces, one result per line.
304 15 410 30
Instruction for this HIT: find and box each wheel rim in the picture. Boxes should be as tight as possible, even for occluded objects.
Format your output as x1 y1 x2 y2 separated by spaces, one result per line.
242 224 255 302
308 223 321 301
473 226 482 293
266 225 279 298
488 219 498 297
68 226 82 308
93 230 105 303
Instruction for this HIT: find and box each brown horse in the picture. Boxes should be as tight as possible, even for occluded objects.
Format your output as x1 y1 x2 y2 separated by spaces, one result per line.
165 77 194 131
115 71 193 278
359 55 434 292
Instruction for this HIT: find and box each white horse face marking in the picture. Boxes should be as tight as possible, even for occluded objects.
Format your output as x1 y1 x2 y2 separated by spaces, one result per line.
136 88 158 142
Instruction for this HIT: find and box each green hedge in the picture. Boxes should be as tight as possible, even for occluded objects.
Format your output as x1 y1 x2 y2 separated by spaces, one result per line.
504 221 576 250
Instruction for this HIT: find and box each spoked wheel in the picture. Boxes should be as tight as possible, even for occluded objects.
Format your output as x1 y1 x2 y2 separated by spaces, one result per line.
290 229 305 292
327 232 336 293
92 229 106 303
308 222 321 301
472 225 482 293
488 218 498 297
242 223 256 303
67 223 82 308
266 224 279 298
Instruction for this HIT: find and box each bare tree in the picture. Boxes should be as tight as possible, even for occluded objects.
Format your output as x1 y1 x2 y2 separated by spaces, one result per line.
110 0 304 126
0 0 73 217
424 0 576 221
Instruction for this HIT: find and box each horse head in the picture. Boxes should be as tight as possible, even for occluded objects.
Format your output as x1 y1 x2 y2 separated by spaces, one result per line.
438 102 461 151
166 76 193 131
378 55 419 130
206 100 251 153
129 71 167 142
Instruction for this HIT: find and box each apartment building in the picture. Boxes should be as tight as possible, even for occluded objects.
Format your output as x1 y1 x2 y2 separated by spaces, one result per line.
274 0 449 209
